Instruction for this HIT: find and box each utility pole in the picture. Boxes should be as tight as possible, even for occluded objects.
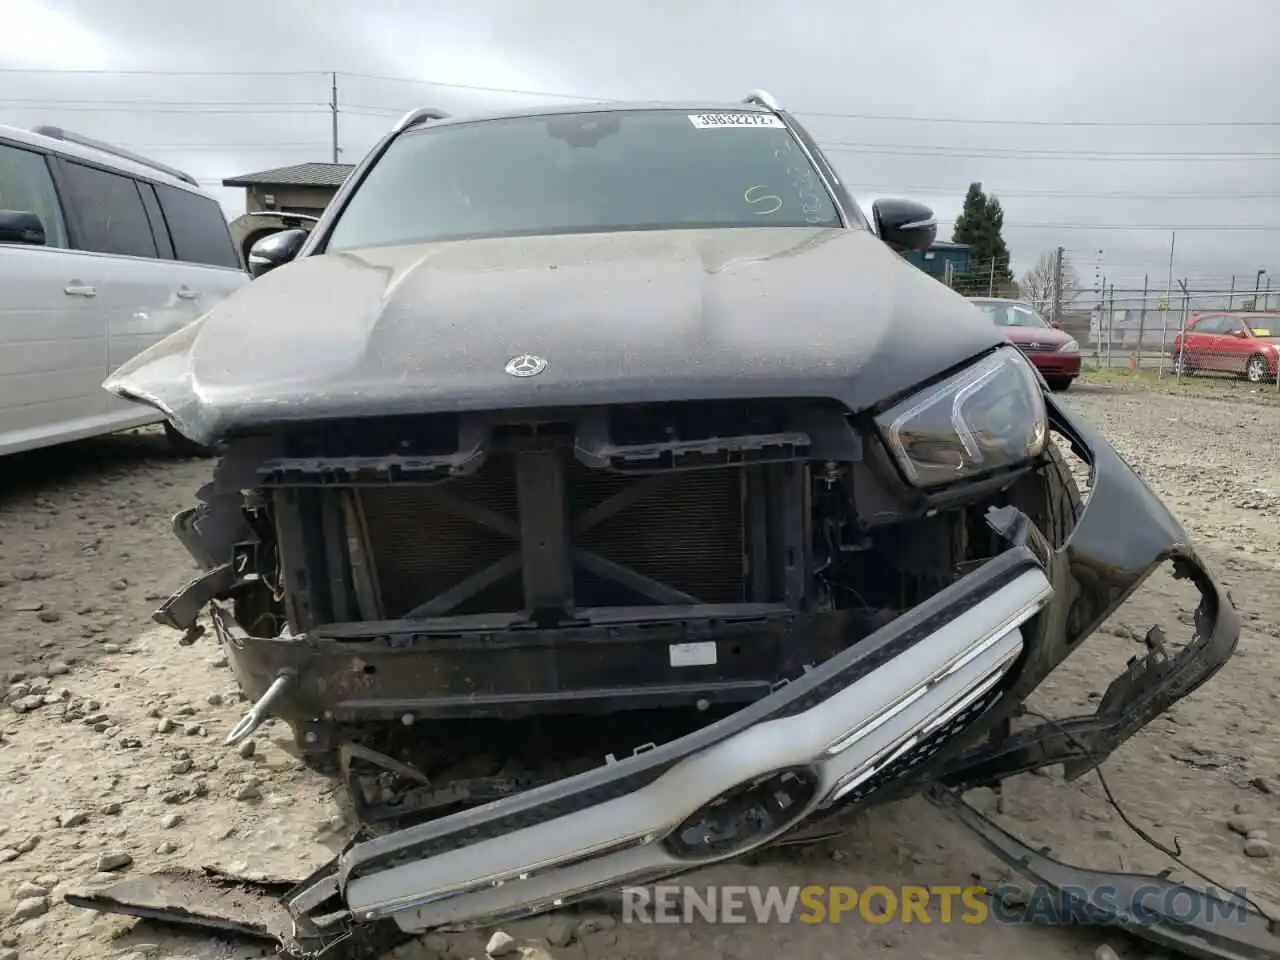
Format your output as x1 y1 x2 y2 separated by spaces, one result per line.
1096 274 1106 368
1228 275 1235 310
1158 231 1176 376
330 72 340 163
1136 273 1148 368
987 258 996 296
1050 246 1064 322
1107 282 1115 368
1174 278 1190 379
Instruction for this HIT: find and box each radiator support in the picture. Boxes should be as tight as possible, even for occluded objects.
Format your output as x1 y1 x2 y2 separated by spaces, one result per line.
272 449 813 630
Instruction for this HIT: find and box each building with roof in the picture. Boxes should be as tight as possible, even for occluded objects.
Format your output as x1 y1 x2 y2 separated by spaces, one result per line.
903 240 972 284
222 161 354 264
223 161 354 218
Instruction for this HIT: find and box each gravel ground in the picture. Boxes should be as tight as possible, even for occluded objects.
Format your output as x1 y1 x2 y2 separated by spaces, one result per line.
2 382 1279 960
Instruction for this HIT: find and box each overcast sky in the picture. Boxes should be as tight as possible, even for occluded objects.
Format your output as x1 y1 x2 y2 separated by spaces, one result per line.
2 0 1278 303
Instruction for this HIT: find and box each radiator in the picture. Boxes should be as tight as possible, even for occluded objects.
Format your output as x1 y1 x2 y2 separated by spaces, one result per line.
357 455 747 618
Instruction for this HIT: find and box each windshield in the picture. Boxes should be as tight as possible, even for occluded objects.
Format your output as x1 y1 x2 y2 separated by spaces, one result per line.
975 302 1050 329
324 109 845 251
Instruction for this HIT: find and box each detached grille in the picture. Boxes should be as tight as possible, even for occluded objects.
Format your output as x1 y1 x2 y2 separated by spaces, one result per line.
358 455 746 618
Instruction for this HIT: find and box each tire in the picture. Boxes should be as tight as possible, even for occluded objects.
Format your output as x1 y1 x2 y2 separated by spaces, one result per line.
1246 354 1273 384
1045 376 1073 392
1011 437 1083 550
164 421 215 458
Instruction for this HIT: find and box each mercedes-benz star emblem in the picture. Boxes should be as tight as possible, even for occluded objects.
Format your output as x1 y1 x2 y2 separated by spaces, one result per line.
1028 342 1041 349
504 354 548 378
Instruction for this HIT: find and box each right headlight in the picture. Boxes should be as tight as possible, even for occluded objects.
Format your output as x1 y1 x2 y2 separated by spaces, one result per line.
875 346 1048 488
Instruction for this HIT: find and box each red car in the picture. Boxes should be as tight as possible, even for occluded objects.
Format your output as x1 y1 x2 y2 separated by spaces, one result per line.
1172 312 1279 384
968 297 1081 391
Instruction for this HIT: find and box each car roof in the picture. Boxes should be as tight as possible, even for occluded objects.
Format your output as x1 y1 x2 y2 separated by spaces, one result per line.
402 99 777 130
0 120 210 196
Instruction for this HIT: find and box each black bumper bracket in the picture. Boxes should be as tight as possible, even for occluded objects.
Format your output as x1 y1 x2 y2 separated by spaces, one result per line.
928 787 1280 960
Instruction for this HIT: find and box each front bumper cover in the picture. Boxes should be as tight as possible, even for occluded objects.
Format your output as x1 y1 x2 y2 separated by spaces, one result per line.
68 395 1242 957
329 544 1052 932
259 395 1244 944
1029 352 1083 379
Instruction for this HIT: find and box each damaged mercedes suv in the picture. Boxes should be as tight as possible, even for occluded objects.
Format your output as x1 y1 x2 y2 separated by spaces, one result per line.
89 92 1242 955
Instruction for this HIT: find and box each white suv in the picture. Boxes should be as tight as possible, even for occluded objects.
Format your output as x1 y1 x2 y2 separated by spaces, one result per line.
0 122 249 457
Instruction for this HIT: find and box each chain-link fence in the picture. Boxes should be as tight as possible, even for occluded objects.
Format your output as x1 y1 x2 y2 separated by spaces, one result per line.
1069 286 1279 389
923 254 1279 389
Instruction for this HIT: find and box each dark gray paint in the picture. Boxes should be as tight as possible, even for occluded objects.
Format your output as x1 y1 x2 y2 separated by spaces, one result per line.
104 225 1005 445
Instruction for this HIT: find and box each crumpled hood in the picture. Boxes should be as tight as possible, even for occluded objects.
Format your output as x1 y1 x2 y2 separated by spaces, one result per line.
104 226 1006 445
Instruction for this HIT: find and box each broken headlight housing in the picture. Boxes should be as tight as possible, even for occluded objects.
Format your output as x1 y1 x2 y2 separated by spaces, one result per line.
876 346 1047 488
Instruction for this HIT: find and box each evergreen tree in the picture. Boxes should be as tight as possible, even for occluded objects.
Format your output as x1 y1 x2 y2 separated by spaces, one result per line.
950 182 1014 295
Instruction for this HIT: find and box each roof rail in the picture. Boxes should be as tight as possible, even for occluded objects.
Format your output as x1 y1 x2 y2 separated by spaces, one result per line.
30 125 199 186
243 210 321 224
742 89 781 111
392 107 451 133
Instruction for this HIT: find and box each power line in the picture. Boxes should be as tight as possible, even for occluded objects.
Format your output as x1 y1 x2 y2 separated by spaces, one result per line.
336 72 607 102
0 68 329 77
341 103 406 114
821 141 1280 161
939 221 1280 231
7 93 1279 142
7 99 1279 168
73 136 1280 169
121 142 331 151
9 104 1276 170
0 98 329 106
2 67 1278 128
0 67 609 102
795 109 1280 129
850 185 1280 200
7 67 1276 239
1 105 329 115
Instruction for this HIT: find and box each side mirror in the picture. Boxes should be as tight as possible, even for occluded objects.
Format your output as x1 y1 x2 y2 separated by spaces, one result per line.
247 228 308 278
0 209 47 246
1234 329 1249 338
1049 320 1062 329
871 198 937 254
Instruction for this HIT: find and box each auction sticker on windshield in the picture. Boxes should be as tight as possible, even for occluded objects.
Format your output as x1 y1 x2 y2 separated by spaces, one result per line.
688 113 785 129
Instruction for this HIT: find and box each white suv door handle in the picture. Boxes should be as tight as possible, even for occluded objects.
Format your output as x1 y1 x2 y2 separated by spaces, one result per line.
176 286 198 300
64 283 96 297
